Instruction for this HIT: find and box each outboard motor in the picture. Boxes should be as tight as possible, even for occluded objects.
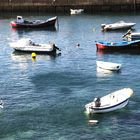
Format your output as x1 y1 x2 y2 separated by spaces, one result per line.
53 44 61 51
17 16 24 23
101 24 106 31
94 97 101 107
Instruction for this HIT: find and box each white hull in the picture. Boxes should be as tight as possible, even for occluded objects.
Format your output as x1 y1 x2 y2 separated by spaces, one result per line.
9 38 58 53
96 61 121 71
101 21 135 31
85 88 133 114
86 99 128 114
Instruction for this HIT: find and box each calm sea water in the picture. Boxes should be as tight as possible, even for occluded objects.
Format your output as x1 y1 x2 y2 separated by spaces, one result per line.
0 12 140 140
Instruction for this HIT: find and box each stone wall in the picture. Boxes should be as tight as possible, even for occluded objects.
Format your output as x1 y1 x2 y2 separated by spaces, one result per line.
0 0 139 12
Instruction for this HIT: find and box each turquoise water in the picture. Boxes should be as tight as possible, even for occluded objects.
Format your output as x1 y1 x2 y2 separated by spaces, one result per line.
0 12 140 139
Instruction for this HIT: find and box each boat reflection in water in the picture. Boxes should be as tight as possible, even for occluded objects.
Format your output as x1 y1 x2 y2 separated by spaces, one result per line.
96 67 114 77
11 51 61 70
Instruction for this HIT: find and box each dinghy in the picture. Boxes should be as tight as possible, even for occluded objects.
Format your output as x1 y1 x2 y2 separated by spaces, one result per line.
85 88 133 114
9 38 61 54
101 21 135 31
96 61 121 71
70 9 84 15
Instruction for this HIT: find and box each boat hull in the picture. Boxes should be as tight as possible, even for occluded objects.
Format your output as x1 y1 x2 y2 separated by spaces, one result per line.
14 48 56 54
11 17 57 28
96 41 140 51
85 88 133 114
86 99 129 114
96 61 121 71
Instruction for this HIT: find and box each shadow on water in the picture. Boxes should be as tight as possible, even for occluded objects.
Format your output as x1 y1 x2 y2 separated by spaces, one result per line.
96 50 140 56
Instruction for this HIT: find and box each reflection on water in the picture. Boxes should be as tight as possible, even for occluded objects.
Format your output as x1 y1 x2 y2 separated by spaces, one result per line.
96 67 113 77
11 51 61 62
96 49 140 56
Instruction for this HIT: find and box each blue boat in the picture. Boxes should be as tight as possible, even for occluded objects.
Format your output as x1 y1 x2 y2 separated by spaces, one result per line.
96 40 140 51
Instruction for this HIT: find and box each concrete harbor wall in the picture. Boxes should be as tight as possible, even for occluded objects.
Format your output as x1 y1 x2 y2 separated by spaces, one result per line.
0 0 140 12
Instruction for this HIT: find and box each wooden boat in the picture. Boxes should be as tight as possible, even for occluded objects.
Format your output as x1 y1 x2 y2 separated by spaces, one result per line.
85 88 133 114
96 40 140 51
70 9 84 15
123 29 140 41
101 21 135 31
10 16 57 29
96 61 121 71
9 38 61 54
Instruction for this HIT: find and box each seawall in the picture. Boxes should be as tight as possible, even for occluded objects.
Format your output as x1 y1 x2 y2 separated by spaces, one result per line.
0 0 139 12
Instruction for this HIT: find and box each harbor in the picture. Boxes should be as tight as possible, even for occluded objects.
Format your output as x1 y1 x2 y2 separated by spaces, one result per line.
0 8 140 140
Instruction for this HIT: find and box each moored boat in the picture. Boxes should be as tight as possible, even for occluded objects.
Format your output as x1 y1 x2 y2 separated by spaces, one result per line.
123 29 140 41
101 21 135 31
96 40 140 51
9 38 61 54
70 9 84 15
85 88 133 114
10 16 57 29
96 61 121 71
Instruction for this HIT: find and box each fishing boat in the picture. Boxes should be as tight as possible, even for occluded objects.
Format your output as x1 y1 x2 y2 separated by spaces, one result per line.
85 88 133 114
10 16 57 29
96 61 121 71
123 29 140 41
70 9 84 15
9 38 61 54
96 40 140 51
101 21 135 31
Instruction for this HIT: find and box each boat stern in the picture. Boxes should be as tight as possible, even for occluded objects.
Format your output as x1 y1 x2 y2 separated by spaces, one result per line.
10 21 17 28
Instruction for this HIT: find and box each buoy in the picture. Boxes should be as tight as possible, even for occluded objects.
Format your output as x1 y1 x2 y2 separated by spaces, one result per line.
76 43 80 47
31 52 36 59
88 120 98 125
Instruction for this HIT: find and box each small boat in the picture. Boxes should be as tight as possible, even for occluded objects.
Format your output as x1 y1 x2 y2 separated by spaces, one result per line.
96 61 121 71
9 38 61 54
123 29 140 41
85 88 133 114
0 100 4 109
70 9 84 15
101 21 135 31
10 16 57 29
96 40 140 51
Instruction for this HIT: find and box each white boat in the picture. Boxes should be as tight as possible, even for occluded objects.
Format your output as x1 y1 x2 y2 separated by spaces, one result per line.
9 38 60 54
101 21 136 31
85 88 133 114
96 61 121 71
70 9 84 15
123 29 140 41
0 100 4 109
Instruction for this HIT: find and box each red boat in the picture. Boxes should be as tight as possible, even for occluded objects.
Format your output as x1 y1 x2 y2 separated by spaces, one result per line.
10 16 57 29
96 40 140 51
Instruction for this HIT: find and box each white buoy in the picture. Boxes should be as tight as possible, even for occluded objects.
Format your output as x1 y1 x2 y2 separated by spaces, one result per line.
88 120 98 125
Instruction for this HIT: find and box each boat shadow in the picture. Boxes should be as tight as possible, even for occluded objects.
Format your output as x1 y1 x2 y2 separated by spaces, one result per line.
97 49 140 55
